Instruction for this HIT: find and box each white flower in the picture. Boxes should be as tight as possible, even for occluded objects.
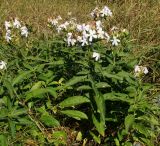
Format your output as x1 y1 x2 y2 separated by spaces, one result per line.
56 26 62 33
92 52 100 61
0 61 7 70
50 19 59 26
111 26 118 32
67 38 76 46
21 26 28 37
5 21 12 30
82 31 89 39
57 15 62 20
134 65 148 77
82 24 90 32
66 33 76 46
104 32 110 41
5 30 12 42
134 65 141 73
143 67 148 74
77 36 82 42
80 36 88 46
13 18 21 28
100 6 112 17
97 28 105 39
59 21 69 30
88 29 97 42
90 7 99 18
77 24 83 32
96 20 102 30
111 36 120 46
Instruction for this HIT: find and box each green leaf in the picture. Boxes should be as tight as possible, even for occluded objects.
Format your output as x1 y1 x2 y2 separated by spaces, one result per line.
25 87 57 101
12 70 33 86
103 92 133 103
51 131 67 145
3 79 15 99
125 114 135 132
9 119 16 138
9 108 27 118
47 60 64 65
77 85 92 91
133 123 150 137
92 114 105 136
76 132 82 141
0 109 8 120
114 138 120 146
30 81 45 91
0 135 7 146
102 72 123 81
89 76 105 136
64 75 87 87
89 131 101 144
96 82 110 88
40 114 60 127
59 96 90 108
60 110 88 120
18 118 33 125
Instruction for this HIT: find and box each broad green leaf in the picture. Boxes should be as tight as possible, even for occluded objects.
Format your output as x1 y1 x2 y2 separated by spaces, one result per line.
51 131 67 145
89 76 105 136
64 75 87 87
133 123 150 137
3 79 15 99
76 70 90 75
0 109 8 120
47 60 64 65
30 81 45 91
18 118 33 125
60 110 88 120
102 71 123 81
0 135 7 146
45 87 57 98
140 137 154 146
25 87 57 101
25 88 46 100
89 131 101 144
76 132 82 141
9 108 27 118
9 119 16 138
125 114 135 132
77 85 92 91
122 142 132 146
12 71 33 86
103 92 133 103
59 96 90 108
114 138 120 146
96 82 110 88
40 114 60 127
92 114 105 136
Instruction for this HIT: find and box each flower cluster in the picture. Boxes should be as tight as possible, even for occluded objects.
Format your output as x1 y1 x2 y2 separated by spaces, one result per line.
4 18 29 42
134 65 148 77
48 6 123 48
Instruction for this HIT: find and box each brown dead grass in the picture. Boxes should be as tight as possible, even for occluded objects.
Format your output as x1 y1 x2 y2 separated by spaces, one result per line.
0 0 160 48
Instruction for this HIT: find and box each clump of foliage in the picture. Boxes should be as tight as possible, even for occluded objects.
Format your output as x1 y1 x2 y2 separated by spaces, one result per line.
0 5 159 146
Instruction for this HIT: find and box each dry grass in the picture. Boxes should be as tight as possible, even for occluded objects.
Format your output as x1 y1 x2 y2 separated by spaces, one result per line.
0 0 160 48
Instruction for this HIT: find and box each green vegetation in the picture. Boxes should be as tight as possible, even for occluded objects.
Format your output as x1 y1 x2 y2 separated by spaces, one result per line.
0 0 159 145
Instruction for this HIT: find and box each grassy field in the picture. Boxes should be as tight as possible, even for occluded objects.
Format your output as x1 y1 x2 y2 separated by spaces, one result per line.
0 0 160 48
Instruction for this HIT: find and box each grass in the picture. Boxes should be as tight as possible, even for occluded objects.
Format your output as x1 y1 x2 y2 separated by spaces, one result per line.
0 0 160 48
